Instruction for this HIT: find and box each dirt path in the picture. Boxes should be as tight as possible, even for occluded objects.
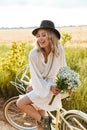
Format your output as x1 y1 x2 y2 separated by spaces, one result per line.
0 121 17 130
0 98 17 130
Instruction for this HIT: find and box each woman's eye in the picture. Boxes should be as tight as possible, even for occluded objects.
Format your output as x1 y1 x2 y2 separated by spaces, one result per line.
42 34 46 37
36 33 47 38
36 35 40 38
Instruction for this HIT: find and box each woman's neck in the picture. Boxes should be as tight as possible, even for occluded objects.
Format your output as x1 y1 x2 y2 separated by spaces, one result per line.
44 46 51 56
43 47 51 63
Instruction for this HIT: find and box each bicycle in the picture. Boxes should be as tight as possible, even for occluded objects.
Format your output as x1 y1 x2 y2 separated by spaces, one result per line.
3 64 87 130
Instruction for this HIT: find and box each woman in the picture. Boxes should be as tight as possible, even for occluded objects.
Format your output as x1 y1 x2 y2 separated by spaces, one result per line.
16 20 66 130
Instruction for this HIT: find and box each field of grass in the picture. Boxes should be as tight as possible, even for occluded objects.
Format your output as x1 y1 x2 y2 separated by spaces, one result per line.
0 26 87 47
59 26 87 43
0 28 34 45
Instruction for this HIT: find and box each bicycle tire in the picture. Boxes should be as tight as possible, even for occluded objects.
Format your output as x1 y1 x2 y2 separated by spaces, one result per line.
60 110 87 130
3 96 37 130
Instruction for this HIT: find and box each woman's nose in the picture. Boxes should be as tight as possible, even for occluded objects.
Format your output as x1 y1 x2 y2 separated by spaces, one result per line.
38 36 44 41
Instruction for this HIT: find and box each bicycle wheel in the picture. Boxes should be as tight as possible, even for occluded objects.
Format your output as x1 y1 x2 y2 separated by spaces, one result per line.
3 96 37 130
60 110 87 130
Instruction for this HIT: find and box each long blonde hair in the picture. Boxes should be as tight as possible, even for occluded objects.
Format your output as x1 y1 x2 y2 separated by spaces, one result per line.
36 29 60 57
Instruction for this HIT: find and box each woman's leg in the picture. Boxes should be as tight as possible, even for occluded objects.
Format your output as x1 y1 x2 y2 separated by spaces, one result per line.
16 95 51 130
37 110 46 130
16 95 41 122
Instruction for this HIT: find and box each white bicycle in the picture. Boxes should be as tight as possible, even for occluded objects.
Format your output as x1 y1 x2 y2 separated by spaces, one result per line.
3 64 87 130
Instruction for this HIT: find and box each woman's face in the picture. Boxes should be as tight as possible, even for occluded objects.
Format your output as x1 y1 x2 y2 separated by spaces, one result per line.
36 29 51 49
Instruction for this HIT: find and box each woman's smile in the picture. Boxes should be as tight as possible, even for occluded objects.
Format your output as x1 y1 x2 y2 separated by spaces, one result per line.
39 41 46 47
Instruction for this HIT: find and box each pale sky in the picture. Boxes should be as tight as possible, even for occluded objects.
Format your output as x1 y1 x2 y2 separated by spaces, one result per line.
0 0 87 27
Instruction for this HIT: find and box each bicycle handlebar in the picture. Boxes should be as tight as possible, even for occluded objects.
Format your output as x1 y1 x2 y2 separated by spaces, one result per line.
10 64 31 94
10 81 26 94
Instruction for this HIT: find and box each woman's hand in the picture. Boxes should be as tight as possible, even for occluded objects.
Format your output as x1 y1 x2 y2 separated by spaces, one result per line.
26 86 33 92
50 86 60 95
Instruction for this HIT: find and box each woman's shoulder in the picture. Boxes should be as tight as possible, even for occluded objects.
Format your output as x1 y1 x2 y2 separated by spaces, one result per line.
29 48 38 57
58 43 64 52
58 43 63 49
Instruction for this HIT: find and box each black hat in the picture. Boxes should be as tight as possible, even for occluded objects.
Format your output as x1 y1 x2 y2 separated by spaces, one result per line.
32 20 61 39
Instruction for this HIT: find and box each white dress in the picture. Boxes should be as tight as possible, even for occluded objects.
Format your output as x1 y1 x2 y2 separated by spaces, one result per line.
26 44 66 111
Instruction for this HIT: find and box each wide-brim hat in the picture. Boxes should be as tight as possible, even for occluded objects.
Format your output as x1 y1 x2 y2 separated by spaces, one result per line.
32 20 61 39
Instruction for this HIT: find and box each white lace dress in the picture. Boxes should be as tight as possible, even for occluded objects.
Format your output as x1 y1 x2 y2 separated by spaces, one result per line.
26 44 66 111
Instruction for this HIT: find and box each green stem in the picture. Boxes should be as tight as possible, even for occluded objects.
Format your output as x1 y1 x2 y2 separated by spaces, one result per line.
49 95 56 105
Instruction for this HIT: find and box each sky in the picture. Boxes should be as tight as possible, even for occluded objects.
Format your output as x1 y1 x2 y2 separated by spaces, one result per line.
0 0 87 27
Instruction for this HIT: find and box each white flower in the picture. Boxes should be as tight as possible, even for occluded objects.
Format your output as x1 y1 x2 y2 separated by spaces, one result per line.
56 66 81 91
49 66 81 105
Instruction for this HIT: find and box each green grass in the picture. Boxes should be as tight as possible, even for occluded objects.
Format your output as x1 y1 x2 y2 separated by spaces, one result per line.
0 45 10 57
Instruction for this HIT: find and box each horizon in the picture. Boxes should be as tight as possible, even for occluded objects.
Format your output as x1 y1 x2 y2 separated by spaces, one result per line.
0 24 87 29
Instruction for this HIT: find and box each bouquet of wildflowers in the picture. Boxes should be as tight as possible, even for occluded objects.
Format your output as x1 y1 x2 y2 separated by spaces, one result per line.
49 66 81 105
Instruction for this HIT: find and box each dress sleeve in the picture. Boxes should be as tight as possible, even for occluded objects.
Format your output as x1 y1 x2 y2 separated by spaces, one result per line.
29 50 52 98
59 44 67 67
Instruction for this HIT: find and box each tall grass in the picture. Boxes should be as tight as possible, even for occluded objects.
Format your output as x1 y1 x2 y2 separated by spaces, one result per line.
0 42 33 97
62 47 87 113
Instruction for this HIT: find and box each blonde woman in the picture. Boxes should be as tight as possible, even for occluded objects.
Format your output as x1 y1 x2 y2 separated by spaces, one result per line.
17 20 66 130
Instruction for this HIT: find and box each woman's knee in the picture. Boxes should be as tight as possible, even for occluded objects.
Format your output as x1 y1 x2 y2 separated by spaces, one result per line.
16 95 31 109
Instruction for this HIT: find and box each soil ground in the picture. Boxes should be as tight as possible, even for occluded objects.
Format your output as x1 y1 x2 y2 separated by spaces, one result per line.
0 98 17 130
